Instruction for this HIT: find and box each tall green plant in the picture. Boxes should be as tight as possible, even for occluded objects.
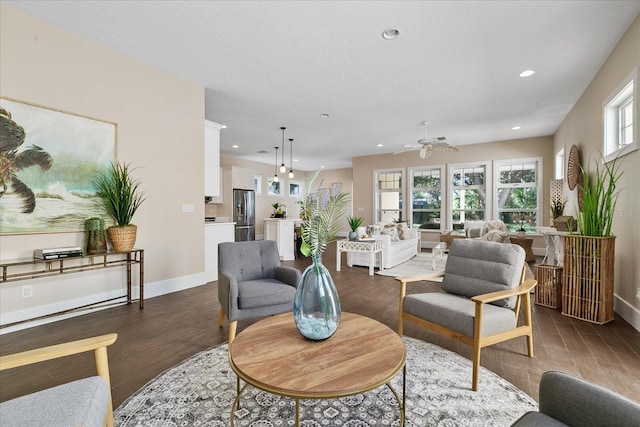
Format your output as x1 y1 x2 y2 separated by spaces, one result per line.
92 162 146 226
576 156 623 237
299 170 350 258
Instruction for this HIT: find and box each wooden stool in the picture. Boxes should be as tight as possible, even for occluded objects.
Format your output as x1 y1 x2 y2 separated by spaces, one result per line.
510 237 536 263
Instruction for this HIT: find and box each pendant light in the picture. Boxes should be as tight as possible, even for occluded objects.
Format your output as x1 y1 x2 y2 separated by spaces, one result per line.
273 146 279 182
288 138 294 179
279 127 287 173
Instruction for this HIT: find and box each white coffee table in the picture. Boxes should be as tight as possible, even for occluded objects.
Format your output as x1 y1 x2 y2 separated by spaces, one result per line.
336 239 383 276
432 241 449 270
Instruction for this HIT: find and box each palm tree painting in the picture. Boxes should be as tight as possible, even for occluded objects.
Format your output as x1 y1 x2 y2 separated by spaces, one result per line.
0 107 53 213
0 98 116 234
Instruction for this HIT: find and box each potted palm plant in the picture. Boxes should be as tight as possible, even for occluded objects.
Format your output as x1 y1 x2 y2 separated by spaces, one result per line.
347 216 363 241
92 162 146 252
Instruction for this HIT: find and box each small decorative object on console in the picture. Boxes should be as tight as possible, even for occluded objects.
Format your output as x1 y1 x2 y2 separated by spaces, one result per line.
34 246 83 260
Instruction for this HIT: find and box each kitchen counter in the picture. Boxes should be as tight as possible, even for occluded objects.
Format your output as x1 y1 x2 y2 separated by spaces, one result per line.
204 222 235 282
264 219 297 260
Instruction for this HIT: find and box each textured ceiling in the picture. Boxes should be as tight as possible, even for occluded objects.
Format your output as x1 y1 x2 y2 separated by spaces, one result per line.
5 1 640 171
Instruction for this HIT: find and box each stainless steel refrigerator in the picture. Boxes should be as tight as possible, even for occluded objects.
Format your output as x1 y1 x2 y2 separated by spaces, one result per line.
233 189 255 241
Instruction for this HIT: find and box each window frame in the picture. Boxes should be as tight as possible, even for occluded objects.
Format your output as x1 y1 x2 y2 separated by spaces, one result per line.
408 165 445 231
555 148 564 180
447 161 491 230
373 168 405 223
493 157 542 233
603 67 638 162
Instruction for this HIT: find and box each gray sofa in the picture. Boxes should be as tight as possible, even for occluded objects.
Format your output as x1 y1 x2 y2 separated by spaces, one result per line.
512 371 640 426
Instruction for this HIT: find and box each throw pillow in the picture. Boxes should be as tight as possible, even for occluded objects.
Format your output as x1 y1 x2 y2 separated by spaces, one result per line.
467 227 484 238
366 225 381 236
381 224 400 242
397 222 410 240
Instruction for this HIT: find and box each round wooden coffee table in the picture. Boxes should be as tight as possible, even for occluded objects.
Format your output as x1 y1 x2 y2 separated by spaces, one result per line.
229 312 406 426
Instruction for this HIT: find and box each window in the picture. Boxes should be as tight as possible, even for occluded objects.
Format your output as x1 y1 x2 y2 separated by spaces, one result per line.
374 170 403 223
449 163 488 229
620 97 633 146
603 67 638 162
409 167 443 230
495 159 541 232
555 148 564 180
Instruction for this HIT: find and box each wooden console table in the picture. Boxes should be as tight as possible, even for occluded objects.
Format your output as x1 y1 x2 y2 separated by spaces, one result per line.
0 249 144 329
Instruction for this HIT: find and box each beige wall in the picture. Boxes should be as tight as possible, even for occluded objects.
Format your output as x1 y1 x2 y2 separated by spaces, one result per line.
554 14 640 326
352 135 555 247
1 6 206 329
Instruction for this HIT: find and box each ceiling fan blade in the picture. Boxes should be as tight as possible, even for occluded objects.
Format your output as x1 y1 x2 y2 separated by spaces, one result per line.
393 145 421 154
431 142 459 152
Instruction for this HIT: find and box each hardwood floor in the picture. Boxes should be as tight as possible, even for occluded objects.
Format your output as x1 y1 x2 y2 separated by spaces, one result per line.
1 244 639 409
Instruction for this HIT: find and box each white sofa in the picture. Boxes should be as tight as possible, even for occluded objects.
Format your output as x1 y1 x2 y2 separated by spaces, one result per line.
350 221 420 269
464 220 509 243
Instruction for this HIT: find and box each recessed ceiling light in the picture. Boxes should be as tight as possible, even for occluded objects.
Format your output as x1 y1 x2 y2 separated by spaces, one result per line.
382 29 399 40
512 126 521 130
320 113 330 118
320 165 325 169
519 70 535 77
377 144 384 147
232 144 239 148
294 159 299 162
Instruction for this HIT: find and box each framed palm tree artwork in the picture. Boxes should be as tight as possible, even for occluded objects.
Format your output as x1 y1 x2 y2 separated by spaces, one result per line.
0 97 116 234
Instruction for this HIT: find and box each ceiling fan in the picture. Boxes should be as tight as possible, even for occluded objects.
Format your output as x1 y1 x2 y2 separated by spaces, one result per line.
395 121 459 159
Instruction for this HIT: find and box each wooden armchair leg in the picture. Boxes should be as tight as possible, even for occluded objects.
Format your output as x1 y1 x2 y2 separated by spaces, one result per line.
472 345 481 391
228 320 238 344
218 309 225 327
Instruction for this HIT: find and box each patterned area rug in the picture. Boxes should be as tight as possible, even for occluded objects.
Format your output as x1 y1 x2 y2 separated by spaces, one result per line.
376 253 446 279
114 337 537 426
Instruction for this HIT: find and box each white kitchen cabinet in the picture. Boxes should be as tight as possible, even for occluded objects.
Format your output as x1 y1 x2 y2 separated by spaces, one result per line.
219 166 256 218
264 219 296 261
204 120 225 201
229 166 254 190
205 222 235 282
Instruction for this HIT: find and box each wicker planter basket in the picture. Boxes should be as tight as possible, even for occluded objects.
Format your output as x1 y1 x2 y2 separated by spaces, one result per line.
561 235 615 324
535 265 563 309
107 225 137 252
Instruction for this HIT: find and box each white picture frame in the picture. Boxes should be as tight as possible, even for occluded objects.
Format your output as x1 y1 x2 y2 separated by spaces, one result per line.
331 182 342 197
267 179 282 196
288 181 301 197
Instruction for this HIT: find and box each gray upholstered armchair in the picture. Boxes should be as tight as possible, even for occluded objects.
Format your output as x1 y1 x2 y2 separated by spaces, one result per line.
512 371 640 426
397 239 536 391
218 240 301 343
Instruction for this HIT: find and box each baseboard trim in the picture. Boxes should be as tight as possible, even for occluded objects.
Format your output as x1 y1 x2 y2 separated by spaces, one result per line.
614 294 640 332
0 272 208 335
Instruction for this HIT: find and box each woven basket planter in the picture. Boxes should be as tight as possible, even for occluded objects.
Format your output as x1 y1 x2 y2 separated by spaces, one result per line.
534 265 563 309
561 235 615 324
107 225 138 252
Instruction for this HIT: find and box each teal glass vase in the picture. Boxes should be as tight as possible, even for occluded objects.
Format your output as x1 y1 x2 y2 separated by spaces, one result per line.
293 255 341 341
